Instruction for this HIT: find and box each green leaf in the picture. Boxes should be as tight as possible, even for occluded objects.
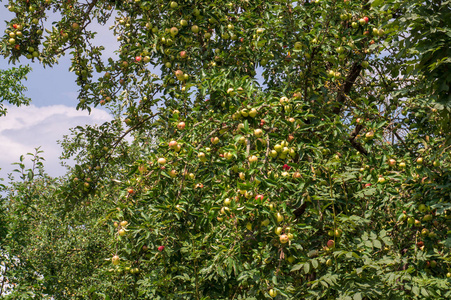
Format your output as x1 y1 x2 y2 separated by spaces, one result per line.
353 293 363 300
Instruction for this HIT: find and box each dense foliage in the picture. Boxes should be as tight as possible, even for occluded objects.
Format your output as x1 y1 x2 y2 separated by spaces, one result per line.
1 0 450 299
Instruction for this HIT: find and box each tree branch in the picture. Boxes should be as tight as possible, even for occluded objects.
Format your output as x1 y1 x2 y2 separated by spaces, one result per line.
332 62 362 115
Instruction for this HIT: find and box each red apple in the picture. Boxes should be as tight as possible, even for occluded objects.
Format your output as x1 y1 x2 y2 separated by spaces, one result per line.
327 240 335 248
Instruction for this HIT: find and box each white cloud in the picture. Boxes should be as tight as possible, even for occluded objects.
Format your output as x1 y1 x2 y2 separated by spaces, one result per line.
0 105 112 181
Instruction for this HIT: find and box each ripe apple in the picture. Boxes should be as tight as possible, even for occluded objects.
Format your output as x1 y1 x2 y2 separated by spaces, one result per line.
280 234 289 244
418 204 427 212
416 157 423 165
248 155 258 163
211 136 219 144
224 198 232 206
254 128 263 137
169 170 178 177
175 70 184 79
170 27 179 36
112 255 120 265
280 96 289 104
378 176 386 184
177 122 186 130
423 214 432 222
158 158 166 165
118 229 126 236
269 289 277 298
191 25 199 33
249 108 257 118
224 152 233 160
180 50 187 59
388 158 396 166
120 221 128 227
275 227 283 235
365 131 374 139
327 70 335 78
327 240 335 248
198 152 207 162
158 245 165 252
421 228 429 236
399 162 406 168
276 212 284 223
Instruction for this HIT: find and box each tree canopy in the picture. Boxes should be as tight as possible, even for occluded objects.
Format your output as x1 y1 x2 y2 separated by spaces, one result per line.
1 0 450 299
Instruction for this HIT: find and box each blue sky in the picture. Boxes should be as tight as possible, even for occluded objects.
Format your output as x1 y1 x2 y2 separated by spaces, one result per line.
0 6 117 181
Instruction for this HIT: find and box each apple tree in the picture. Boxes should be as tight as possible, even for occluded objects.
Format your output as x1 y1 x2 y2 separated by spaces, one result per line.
1 0 450 299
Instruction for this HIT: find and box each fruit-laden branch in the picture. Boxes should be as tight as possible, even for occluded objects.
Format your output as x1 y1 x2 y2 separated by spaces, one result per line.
59 0 100 54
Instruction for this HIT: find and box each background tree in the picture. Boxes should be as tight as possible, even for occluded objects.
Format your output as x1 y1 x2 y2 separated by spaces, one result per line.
1 0 450 299
0 65 31 117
